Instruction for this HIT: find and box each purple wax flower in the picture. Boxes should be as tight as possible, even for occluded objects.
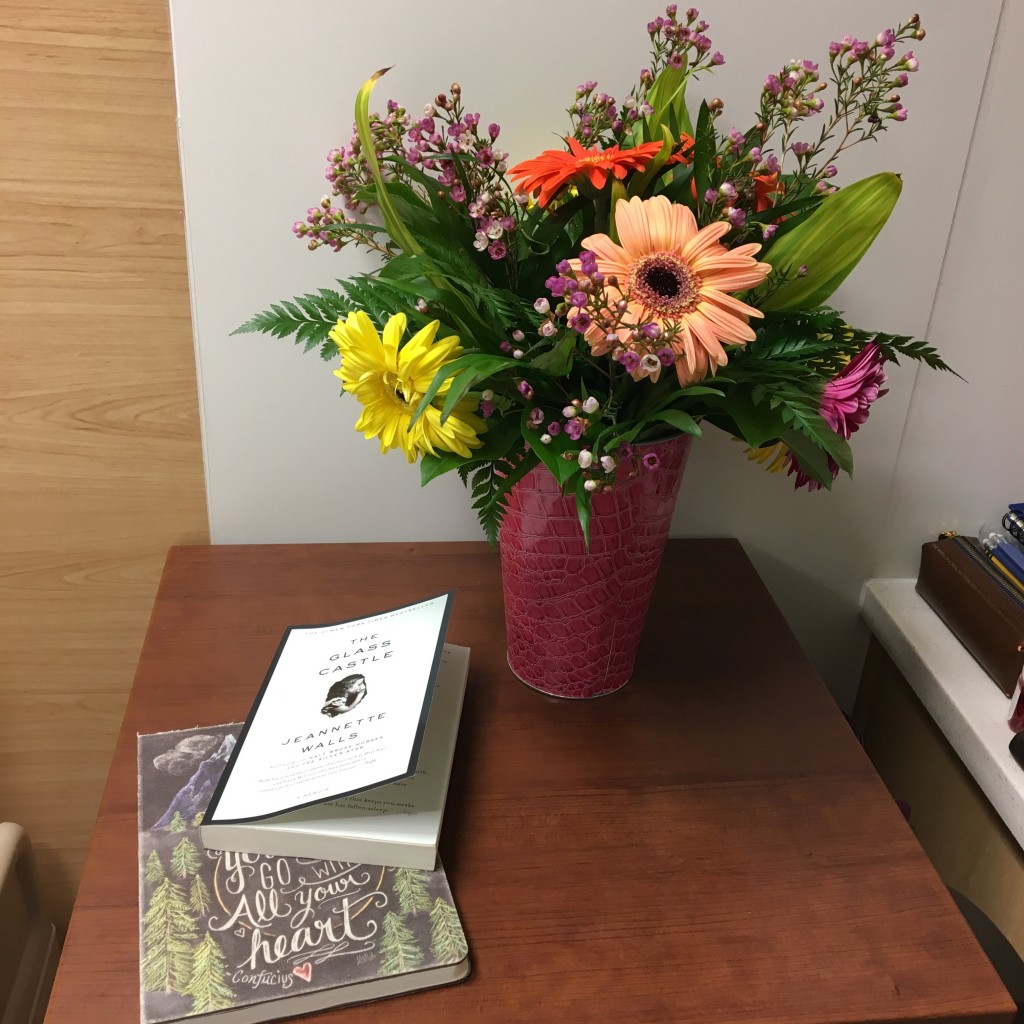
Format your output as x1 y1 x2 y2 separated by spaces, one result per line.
570 290 589 308
642 452 661 471
547 422 562 436
565 418 584 440
620 350 641 373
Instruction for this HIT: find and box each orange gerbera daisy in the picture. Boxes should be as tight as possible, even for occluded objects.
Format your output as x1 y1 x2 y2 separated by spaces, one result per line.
570 195 771 386
509 139 663 207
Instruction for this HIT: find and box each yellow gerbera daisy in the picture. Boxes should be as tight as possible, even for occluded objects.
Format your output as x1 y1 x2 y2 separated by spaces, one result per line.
570 195 771 385
329 311 486 463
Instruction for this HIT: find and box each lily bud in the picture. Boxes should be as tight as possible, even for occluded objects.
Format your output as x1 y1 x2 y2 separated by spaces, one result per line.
761 172 902 311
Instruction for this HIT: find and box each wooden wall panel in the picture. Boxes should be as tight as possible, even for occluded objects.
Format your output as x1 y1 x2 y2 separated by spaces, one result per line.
0 0 208 932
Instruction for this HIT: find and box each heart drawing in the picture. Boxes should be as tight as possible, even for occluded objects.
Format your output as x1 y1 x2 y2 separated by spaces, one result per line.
292 963 312 983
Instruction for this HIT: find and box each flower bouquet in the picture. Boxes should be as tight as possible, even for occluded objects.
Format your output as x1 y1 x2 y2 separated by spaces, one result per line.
238 7 948 696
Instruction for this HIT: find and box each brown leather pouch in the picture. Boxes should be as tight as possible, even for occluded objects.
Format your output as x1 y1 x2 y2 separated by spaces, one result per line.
916 535 1024 697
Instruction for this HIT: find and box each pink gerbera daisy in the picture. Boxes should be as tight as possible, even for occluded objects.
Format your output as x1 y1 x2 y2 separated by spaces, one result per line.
788 341 889 490
569 195 771 385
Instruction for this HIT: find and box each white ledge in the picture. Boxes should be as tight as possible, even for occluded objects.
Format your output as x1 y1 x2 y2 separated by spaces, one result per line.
861 578 1024 853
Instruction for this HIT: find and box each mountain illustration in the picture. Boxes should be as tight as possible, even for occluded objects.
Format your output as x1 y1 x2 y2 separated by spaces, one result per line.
152 734 236 829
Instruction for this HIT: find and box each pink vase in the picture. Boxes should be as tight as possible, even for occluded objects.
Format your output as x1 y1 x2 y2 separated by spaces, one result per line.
499 435 693 698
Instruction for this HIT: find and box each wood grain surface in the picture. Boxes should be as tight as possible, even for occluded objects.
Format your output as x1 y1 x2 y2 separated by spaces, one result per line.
45 541 1014 1024
0 0 208 933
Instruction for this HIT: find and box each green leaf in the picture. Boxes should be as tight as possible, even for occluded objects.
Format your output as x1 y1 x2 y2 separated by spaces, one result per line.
779 430 836 488
627 124 675 197
652 409 703 435
529 331 578 375
413 354 520 425
743 193 821 226
645 62 694 138
470 454 537 547
710 392 784 448
354 69 422 256
438 367 481 423
523 412 577 486
760 172 903 311
574 476 593 549
692 101 714 203
419 414 522 485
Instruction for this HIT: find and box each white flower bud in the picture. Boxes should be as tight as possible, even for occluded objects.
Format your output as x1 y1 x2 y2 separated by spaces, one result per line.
584 479 599 492
540 434 552 444
512 330 525 342
582 396 599 414
534 297 551 315
578 450 593 469
539 322 556 337
562 406 577 418
513 349 524 359
600 455 617 472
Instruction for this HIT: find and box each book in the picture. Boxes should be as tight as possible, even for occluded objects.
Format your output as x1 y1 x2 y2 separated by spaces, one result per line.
138 724 470 1024
201 644 469 868
200 594 468 869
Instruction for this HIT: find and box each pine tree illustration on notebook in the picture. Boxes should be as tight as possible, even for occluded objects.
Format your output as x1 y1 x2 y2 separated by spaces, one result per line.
138 724 470 1024
199 592 470 869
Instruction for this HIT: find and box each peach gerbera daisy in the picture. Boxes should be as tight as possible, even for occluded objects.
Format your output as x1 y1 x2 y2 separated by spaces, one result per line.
508 139 663 208
570 195 771 385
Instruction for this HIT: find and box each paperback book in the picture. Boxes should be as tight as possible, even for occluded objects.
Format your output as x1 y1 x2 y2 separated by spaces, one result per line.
200 593 467 868
138 724 470 1024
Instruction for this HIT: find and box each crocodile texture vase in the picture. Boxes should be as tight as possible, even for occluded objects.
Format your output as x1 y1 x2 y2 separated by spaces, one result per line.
499 435 693 698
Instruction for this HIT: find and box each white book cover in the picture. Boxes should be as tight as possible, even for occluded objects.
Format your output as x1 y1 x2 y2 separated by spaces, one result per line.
201 594 463 866
200 645 469 868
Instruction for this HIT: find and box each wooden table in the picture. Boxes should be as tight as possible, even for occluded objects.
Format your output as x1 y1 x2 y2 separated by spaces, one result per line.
45 540 1014 1024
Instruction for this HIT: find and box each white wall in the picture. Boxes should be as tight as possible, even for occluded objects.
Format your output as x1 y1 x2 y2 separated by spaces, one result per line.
170 0 1002 707
877 0 1023 578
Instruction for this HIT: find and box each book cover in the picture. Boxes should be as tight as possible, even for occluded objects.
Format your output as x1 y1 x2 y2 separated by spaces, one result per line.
138 724 470 1024
205 593 454 826
199 645 470 869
